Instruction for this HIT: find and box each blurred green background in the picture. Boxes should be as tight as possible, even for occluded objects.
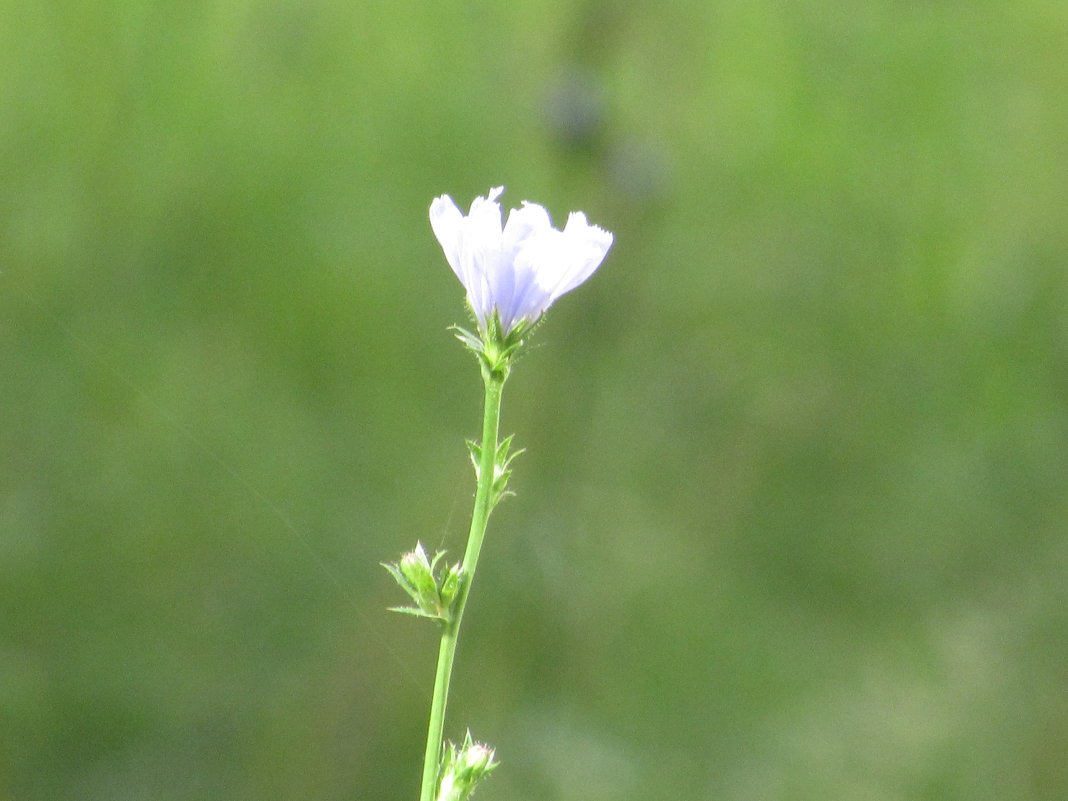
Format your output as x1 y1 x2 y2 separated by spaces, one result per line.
3 1 1067 799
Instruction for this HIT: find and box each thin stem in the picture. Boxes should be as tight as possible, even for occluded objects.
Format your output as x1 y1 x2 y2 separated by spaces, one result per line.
419 368 506 801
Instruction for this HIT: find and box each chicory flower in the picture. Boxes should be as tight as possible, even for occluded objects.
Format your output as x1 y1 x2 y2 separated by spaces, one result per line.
430 187 613 335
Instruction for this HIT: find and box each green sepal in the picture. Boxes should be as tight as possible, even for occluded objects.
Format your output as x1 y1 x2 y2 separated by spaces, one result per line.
387 605 449 623
449 309 540 380
466 439 482 479
450 325 484 355
381 559 426 609
491 434 524 507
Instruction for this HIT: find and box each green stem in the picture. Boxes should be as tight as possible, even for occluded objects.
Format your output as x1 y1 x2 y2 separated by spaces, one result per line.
419 367 506 801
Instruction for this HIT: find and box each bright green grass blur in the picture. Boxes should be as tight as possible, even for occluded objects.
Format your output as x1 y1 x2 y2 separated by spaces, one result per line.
2 1 1066 799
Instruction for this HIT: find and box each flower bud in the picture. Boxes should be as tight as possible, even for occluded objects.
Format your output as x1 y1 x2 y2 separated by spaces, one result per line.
384 543 457 623
459 743 496 777
399 543 437 603
438 563 463 612
436 733 498 801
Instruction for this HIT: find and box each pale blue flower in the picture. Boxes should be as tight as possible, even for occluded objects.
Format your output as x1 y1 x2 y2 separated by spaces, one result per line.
430 187 613 335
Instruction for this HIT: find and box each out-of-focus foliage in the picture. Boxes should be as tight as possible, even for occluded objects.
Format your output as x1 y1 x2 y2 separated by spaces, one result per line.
2 1 1066 799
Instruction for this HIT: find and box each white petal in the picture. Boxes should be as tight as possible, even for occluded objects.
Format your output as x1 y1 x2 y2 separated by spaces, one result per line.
515 213 612 308
502 201 552 252
491 201 552 328
464 190 504 254
464 243 509 326
513 230 573 308
429 194 465 281
550 211 613 299
460 189 507 321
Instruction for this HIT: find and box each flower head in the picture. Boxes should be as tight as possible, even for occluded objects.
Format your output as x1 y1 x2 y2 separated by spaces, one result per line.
430 187 613 336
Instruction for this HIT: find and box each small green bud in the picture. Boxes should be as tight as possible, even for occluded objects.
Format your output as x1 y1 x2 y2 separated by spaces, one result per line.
384 543 463 625
439 562 463 612
459 742 496 776
399 543 437 603
436 732 498 801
